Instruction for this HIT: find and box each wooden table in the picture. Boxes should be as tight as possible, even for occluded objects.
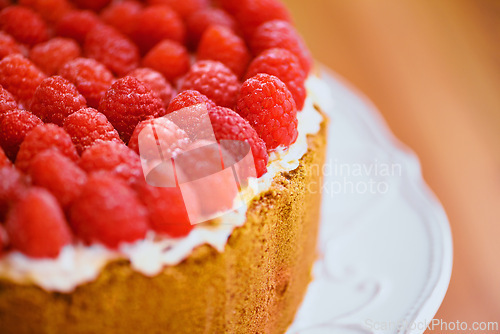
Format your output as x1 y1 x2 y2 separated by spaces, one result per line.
283 0 500 331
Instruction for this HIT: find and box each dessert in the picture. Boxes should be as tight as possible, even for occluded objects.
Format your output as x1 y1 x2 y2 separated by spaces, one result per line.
0 0 328 333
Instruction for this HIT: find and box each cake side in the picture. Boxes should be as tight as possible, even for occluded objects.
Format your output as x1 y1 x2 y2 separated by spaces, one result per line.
0 110 328 334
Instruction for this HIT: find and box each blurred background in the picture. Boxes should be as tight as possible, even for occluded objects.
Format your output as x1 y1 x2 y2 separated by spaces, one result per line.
283 0 500 332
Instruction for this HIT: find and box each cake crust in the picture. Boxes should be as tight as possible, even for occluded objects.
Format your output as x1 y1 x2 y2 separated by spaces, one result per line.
0 112 328 334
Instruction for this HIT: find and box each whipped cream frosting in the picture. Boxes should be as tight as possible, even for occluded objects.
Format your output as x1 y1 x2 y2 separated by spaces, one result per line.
0 75 331 292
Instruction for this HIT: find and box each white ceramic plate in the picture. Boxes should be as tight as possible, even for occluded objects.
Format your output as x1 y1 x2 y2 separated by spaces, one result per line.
287 69 453 334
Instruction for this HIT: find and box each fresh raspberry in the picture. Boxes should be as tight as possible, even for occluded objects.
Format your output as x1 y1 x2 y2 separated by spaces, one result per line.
19 0 72 24
79 141 143 184
15 124 78 172
0 85 17 120
69 173 148 248
147 0 208 19
236 73 298 150
100 0 142 37
0 54 46 108
5 188 72 258
0 0 11 10
142 40 190 83
166 90 215 114
251 20 312 74
209 106 268 177
186 8 237 48
0 6 49 47
59 57 115 108
0 109 43 161
63 107 122 155
0 166 28 221
131 5 185 54
84 25 139 77
29 38 81 76
197 25 250 79
98 76 165 142
129 68 174 109
28 150 87 209
30 76 87 126
72 0 111 12
0 31 22 60
55 10 103 45
245 48 306 110
134 181 194 237
180 60 240 108
233 0 292 39
0 146 9 167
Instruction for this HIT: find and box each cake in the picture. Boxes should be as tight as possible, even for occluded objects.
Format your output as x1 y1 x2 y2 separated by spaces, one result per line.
0 0 329 333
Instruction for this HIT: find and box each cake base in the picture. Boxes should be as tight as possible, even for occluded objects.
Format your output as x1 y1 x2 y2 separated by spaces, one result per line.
0 112 328 334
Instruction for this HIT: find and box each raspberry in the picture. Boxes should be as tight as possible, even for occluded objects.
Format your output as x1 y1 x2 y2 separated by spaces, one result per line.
100 0 142 37
0 85 17 120
131 5 185 54
30 76 87 126
236 74 298 150
129 68 174 109
29 38 81 75
28 150 87 209
166 90 215 114
0 0 11 10
0 166 28 221
0 224 6 255
5 187 72 258
15 124 78 172
79 141 143 185
59 57 115 109
84 25 139 77
233 0 292 39
0 31 22 60
148 0 208 19
0 6 49 46
197 25 250 79
180 60 240 108
63 107 122 155
98 76 165 142
72 0 111 12
55 10 103 45
0 146 9 167
209 106 268 177
19 0 72 24
0 109 43 161
0 54 46 108
134 181 194 237
69 173 148 248
186 8 237 48
142 40 190 83
251 20 312 74
245 48 306 110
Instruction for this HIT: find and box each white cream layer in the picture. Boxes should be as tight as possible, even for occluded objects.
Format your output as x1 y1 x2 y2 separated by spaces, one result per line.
0 75 331 292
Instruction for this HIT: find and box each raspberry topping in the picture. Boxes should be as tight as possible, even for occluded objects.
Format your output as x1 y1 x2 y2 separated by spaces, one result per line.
129 67 174 109
209 106 268 177
186 8 237 48
251 20 313 74
245 48 306 110
19 0 71 24
84 25 139 77
30 76 87 126
0 166 28 221
166 90 216 114
148 0 208 19
100 0 142 37
29 38 81 76
99 76 165 142
5 187 72 258
69 173 149 248
79 141 143 185
142 39 191 83
180 60 240 108
55 10 103 45
0 109 43 161
15 124 78 172
0 6 49 46
59 57 115 109
197 25 250 78
0 54 46 108
63 107 122 155
0 31 22 59
233 0 292 39
236 73 298 150
28 150 87 208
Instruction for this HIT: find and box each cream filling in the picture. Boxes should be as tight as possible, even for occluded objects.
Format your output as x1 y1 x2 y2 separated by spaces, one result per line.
0 75 331 292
